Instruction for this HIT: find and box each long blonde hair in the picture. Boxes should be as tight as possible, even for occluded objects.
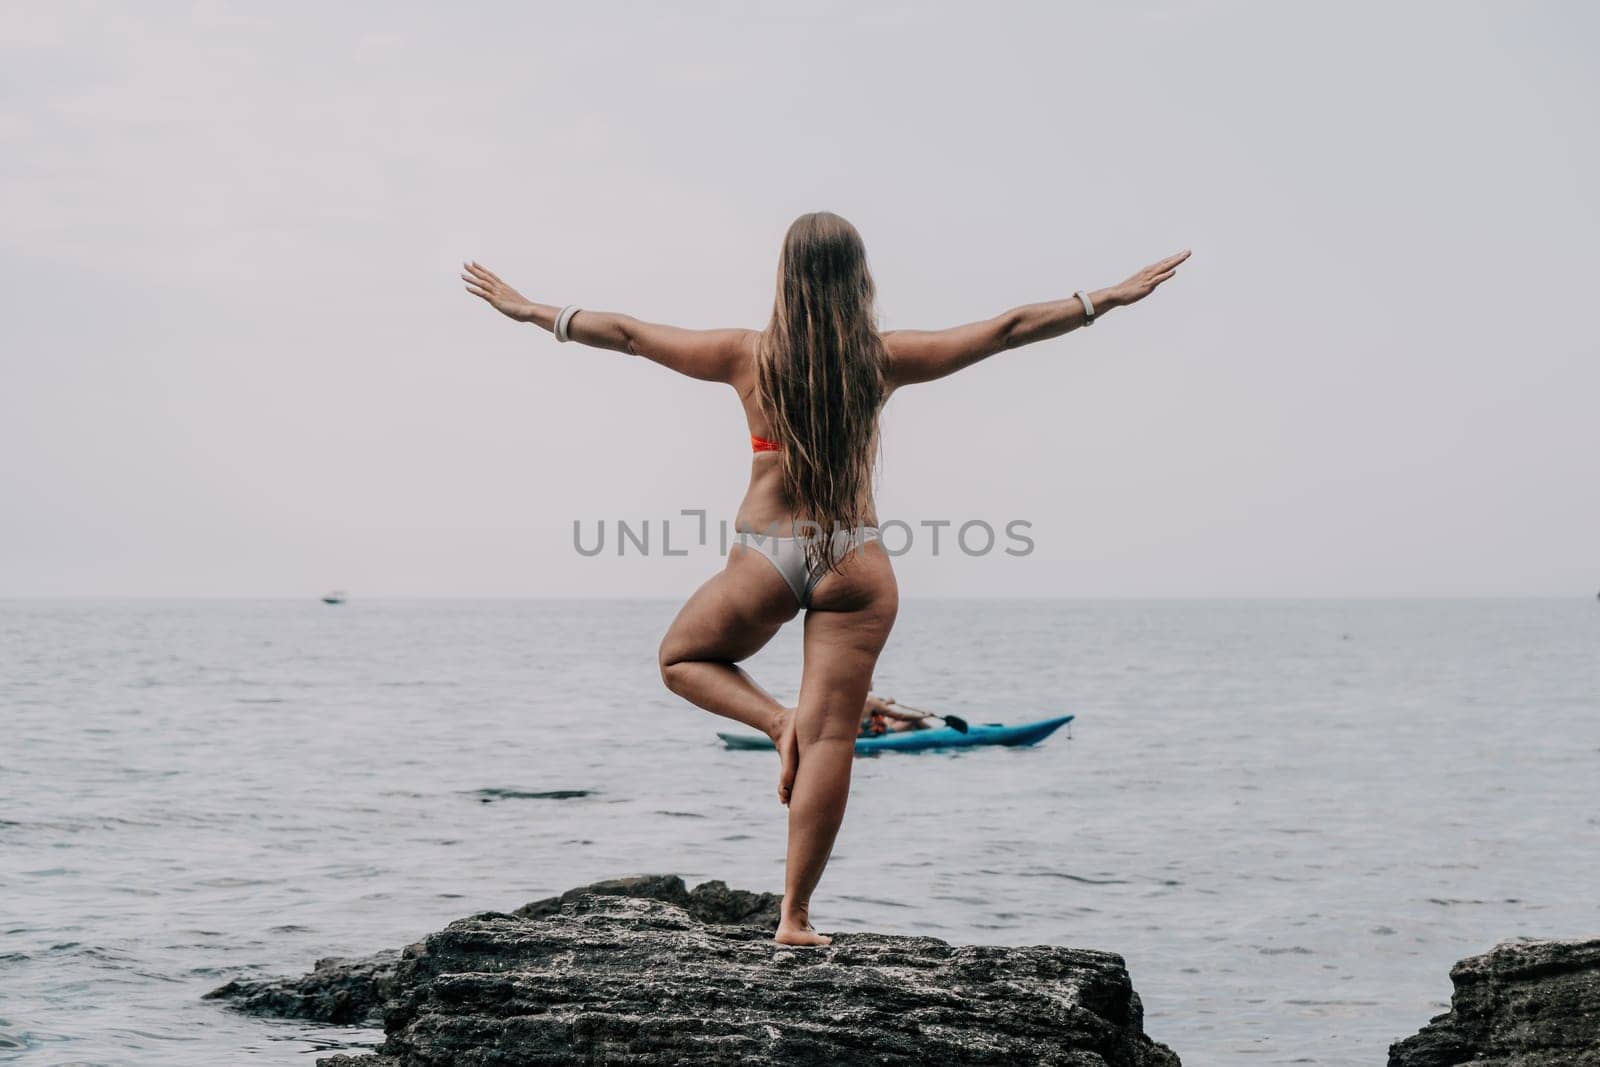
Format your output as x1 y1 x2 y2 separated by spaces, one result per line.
755 211 887 576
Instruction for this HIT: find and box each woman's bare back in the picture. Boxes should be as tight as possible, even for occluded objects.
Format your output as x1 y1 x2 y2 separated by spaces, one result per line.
729 333 883 538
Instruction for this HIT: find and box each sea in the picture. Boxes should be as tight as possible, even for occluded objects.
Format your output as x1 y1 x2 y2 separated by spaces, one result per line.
2 598 1596 1065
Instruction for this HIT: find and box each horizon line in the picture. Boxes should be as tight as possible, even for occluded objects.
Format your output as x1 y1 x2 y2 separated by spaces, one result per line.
1 593 1594 603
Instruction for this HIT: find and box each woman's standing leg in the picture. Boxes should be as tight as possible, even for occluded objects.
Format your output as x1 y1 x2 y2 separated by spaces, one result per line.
777 544 898 945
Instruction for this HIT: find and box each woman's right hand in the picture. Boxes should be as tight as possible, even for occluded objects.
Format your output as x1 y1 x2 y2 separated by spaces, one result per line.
1112 249 1191 306
462 261 537 322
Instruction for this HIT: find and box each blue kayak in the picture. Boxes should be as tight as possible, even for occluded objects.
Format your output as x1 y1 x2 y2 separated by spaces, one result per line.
717 714 1073 755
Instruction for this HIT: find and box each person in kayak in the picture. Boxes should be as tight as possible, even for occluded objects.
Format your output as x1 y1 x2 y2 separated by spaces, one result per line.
462 213 1188 945
859 694 934 737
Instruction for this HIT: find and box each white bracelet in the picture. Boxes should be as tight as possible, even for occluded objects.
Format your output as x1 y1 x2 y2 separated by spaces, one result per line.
554 304 582 343
1075 290 1096 326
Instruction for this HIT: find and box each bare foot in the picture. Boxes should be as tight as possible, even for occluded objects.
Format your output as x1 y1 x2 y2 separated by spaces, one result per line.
774 902 832 946
774 921 832 946
769 706 799 807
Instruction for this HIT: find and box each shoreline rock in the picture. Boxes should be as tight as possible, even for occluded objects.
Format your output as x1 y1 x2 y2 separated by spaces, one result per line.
205 875 779 1026
208 874 1178 1066
1388 937 1600 1066
205 946 401 1026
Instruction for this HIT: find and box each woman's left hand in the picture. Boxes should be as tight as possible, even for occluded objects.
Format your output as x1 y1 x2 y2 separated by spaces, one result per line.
1110 249 1191 306
462 261 536 322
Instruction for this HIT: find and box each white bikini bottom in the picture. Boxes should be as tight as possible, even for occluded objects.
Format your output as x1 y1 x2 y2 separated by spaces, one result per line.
737 525 882 608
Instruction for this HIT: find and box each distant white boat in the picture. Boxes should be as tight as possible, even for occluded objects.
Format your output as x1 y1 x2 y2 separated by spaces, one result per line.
321 590 347 605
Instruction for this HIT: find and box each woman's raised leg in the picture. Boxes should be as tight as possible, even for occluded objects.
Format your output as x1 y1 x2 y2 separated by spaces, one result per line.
658 544 804 800
777 543 898 945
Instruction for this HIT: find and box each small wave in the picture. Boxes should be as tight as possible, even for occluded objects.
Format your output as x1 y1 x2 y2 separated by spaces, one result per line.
839 895 914 909
1016 870 1131 885
469 788 594 802
43 943 136 964
0 1025 47 1053
323 865 386 881
104 1026 201 1043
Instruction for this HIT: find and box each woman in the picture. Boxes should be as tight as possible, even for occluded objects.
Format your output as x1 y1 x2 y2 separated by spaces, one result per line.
462 212 1188 945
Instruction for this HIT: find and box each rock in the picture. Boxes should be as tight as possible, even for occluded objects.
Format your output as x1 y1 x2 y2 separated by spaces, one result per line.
207 874 1176 1065
1388 937 1600 1066
511 873 782 929
206 876 776 1025
318 893 1178 1066
203 949 401 1025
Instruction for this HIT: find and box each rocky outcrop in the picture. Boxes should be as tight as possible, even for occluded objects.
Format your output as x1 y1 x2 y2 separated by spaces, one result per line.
509 872 782 928
323 892 1177 1066
205 947 401 1025
209 874 1177 1066
1389 937 1600 1066
206 875 779 1026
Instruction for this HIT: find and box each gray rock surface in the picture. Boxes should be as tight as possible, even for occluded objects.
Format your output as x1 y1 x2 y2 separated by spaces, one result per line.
324 893 1176 1066
205 947 401 1025
209 874 1177 1065
510 872 782 928
206 874 777 1026
1388 937 1600 1066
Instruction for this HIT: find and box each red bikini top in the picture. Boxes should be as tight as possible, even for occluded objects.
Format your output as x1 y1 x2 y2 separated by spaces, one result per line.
751 433 781 453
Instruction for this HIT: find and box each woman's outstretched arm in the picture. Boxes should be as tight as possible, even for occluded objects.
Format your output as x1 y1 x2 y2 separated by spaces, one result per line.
461 261 750 384
883 249 1191 388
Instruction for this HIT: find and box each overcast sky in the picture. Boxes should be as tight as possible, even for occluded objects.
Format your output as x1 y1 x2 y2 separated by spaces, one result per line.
2 1 1595 598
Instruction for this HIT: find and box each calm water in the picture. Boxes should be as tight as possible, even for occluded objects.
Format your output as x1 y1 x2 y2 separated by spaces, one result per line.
2 599 1596 1065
